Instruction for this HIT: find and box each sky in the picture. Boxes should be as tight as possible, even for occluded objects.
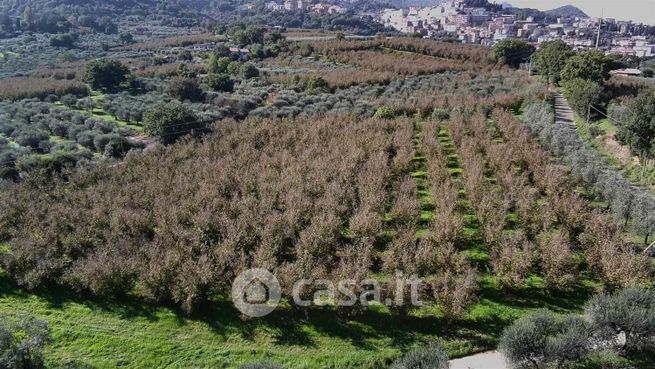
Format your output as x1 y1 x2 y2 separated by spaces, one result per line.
505 0 655 25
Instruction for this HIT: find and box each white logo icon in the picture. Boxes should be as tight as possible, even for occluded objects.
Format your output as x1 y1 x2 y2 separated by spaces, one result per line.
231 268 281 317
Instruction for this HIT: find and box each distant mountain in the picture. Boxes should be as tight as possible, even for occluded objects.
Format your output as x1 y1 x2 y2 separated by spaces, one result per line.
501 2 513 9
544 5 589 19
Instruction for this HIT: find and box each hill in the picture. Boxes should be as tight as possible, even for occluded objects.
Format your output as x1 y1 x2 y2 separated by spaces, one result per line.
544 5 589 19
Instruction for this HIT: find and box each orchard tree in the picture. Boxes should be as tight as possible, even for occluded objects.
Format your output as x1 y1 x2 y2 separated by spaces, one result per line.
0 314 52 369
492 39 535 68
560 50 612 83
500 310 591 369
586 288 655 353
118 32 134 45
617 88 655 169
562 78 602 118
391 344 449 369
533 40 574 84
143 102 205 144
207 55 231 74
84 59 130 91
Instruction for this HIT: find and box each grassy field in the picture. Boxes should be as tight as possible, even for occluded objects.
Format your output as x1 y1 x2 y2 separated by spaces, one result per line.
0 268 598 369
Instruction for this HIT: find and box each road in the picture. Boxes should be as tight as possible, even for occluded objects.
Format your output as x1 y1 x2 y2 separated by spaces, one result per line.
449 350 507 369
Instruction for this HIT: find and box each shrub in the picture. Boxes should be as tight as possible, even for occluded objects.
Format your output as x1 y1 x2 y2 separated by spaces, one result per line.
500 310 591 369
373 106 401 120
143 102 205 144
0 314 52 369
206 74 234 93
585 288 655 354
168 77 204 102
391 343 449 369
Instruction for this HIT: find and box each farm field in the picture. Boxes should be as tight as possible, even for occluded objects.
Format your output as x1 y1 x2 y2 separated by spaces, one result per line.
0 16 654 369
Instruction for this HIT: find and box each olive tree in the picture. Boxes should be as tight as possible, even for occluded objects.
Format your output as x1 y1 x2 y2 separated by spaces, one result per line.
392 343 449 369
0 314 52 369
500 310 591 369
585 288 655 354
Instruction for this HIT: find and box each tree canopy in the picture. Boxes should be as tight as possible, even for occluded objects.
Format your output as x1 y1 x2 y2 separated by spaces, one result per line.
617 88 655 167
492 39 535 69
84 59 130 91
562 78 603 117
143 102 205 144
533 40 574 84
560 50 613 83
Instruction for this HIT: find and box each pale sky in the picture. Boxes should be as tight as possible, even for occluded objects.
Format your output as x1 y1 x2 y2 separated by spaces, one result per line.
505 0 655 25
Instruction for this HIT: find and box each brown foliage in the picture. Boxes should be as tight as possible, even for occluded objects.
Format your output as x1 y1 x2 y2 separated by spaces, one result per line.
429 243 478 320
0 114 415 312
537 230 577 290
491 232 535 290
0 77 89 101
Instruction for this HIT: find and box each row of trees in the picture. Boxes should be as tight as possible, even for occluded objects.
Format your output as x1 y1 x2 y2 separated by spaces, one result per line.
0 114 416 313
446 106 651 293
0 98 140 179
523 101 655 245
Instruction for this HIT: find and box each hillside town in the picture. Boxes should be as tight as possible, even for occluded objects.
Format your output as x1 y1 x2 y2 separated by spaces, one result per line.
376 0 655 57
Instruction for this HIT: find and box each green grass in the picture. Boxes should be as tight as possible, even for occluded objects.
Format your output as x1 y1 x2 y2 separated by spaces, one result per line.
53 101 145 133
0 270 597 369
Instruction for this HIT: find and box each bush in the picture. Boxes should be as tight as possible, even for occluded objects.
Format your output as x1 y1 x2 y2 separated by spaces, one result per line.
168 77 204 102
391 344 449 369
500 310 591 369
143 101 205 144
373 106 401 120
585 288 655 354
0 314 52 369
206 74 234 93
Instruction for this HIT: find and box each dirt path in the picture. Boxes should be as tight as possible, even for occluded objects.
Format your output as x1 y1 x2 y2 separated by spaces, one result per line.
449 350 507 369
552 91 576 129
